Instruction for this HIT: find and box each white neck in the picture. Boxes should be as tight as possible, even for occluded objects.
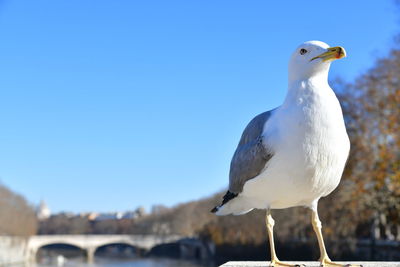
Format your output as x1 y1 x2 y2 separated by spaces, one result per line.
283 74 330 106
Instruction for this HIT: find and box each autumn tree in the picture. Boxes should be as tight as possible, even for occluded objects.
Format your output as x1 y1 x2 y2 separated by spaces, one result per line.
334 42 400 241
0 184 37 236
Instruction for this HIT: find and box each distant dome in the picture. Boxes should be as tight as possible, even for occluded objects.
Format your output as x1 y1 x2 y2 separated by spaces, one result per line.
37 200 51 220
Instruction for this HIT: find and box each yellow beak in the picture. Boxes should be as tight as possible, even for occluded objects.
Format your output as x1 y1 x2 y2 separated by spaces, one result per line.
310 46 346 62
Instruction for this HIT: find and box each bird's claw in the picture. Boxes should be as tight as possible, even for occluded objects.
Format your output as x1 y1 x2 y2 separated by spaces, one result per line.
270 260 304 267
319 259 363 267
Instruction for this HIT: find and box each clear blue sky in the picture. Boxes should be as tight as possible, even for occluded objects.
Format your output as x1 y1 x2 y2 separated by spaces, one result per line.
0 1 397 213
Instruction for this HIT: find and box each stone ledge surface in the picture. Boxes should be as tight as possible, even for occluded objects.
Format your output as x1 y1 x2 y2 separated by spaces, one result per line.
220 262 400 267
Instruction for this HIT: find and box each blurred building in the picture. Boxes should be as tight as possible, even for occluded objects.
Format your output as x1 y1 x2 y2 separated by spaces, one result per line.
87 212 99 221
89 208 146 221
36 200 51 220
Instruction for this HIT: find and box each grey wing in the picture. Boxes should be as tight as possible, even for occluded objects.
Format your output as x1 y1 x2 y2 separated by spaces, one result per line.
229 110 274 194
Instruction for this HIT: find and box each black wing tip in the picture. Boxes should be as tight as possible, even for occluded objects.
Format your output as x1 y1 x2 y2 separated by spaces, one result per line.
222 191 238 205
210 207 218 213
210 190 238 214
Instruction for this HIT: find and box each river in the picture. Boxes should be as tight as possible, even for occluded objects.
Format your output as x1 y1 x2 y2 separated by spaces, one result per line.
31 257 209 267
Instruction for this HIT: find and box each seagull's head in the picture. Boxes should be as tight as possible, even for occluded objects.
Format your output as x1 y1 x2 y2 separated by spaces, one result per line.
288 40 346 82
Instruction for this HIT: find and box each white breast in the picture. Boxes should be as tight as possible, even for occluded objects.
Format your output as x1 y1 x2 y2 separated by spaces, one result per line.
242 81 350 210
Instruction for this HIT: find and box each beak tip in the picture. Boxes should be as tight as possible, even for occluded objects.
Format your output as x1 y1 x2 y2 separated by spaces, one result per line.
338 46 347 59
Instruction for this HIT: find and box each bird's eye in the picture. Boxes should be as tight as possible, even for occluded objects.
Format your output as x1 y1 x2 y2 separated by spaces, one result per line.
300 48 307 55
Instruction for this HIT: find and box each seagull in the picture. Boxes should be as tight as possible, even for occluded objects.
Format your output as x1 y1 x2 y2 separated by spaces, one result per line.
212 41 357 267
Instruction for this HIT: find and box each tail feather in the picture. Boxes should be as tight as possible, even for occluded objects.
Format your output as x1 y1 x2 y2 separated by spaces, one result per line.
210 206 218 213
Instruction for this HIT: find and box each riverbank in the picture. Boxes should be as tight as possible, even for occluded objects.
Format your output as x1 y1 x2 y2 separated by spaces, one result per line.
0 236 29 266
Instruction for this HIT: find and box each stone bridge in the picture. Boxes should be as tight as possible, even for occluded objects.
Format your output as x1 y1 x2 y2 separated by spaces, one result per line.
28 234 183 262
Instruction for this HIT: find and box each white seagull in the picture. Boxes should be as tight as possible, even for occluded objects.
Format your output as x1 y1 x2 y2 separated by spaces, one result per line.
212 41 356 267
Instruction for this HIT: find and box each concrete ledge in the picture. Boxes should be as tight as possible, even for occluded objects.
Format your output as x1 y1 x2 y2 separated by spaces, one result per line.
220 262 400 267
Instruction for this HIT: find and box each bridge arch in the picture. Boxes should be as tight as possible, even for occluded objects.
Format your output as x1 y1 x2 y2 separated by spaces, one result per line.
94 242 143 258
34 240 85 251
36 243 86 260
95 240 143 250
28 234 183 263
29 237 89 262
